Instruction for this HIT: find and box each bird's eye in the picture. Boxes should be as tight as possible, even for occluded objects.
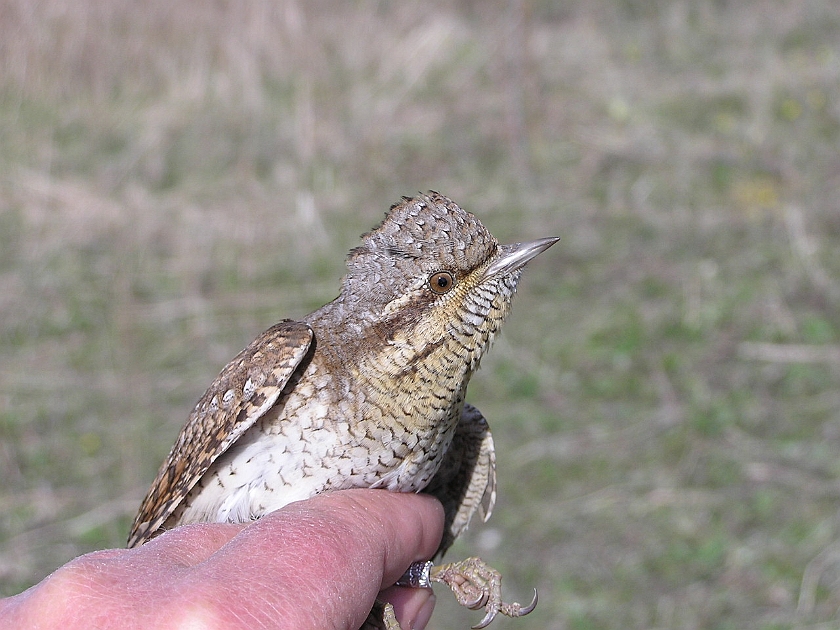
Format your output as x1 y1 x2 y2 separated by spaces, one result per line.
429 271 455 295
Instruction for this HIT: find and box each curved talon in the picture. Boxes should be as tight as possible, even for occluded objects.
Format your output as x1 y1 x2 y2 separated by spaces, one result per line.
519 588 538 616
472 607 497 630
463 589 489 610
475 588 537 628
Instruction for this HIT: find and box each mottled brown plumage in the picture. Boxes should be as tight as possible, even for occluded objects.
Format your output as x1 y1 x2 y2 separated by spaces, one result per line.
129 192 557 629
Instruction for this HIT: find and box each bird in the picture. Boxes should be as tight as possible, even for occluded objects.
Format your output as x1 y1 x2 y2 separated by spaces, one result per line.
128 191 558 629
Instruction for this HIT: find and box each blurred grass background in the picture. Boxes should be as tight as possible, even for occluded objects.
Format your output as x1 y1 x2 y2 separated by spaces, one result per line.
1 1 839 628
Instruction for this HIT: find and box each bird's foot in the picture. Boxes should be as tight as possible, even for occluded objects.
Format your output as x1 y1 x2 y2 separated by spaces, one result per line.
361 599 400 630
429 557 537 629
381 600 401 630
370 557 536 629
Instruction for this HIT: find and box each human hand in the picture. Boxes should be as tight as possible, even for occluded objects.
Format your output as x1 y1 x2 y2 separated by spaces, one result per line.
0 489 445 630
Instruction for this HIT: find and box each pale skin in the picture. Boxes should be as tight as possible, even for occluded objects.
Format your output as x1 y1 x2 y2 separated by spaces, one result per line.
0 490 445 630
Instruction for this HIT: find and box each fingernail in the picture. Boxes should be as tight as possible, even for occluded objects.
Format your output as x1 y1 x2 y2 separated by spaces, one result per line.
412 592 436 630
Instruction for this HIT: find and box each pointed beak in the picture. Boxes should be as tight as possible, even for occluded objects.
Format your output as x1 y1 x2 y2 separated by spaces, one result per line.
483 236 560 279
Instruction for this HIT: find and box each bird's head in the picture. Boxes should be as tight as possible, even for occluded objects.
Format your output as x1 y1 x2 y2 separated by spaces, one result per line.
338 192 558 373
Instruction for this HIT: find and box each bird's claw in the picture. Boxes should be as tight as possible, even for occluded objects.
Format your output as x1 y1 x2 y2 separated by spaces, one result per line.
463 588 489 610
429 557 537 628
518 588 539 616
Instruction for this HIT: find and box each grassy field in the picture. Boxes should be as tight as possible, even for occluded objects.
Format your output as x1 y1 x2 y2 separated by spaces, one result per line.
2 1 840 628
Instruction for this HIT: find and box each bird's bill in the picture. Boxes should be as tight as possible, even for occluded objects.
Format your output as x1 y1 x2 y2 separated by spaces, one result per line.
483 236 560 279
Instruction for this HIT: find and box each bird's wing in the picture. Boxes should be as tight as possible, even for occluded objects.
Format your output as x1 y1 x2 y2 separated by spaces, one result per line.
127 320 314 548
424 403 497 558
